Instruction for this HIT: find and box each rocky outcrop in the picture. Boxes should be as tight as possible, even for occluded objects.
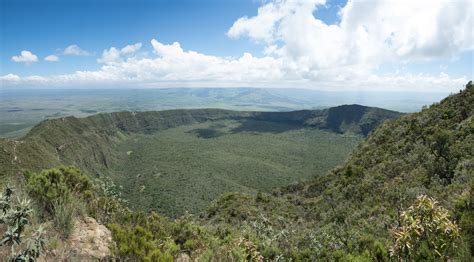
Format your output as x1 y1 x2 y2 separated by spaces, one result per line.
68 216 113 259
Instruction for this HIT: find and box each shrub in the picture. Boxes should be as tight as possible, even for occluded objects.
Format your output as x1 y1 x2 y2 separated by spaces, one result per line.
24 166 95 240
24 166 93 217
391 195 460 260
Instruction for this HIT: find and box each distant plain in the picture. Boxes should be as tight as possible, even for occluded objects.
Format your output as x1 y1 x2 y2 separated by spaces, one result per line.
0 87 448 138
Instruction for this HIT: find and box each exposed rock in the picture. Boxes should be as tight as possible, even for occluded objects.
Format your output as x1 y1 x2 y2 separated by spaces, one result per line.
68 216 113 259
177 253 190 262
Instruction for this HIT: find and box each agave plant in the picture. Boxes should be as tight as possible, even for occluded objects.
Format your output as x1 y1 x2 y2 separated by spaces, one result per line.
0 226 20 246
12 226 46 262
0 186 46 261
0 185 14 214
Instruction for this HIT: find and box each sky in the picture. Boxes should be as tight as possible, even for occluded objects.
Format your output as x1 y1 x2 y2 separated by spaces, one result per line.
0 0 472 92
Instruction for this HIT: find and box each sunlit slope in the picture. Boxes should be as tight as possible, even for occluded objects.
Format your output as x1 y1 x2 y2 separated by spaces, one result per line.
202 82 474 259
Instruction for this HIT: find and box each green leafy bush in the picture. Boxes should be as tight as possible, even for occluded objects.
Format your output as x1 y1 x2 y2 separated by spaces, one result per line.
24 166 93 217
391 195 460 260
24 166 94 239
108 211 175 261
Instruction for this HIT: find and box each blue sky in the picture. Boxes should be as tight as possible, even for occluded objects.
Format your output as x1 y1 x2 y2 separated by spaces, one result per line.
1 0 472 91
1 0 262 75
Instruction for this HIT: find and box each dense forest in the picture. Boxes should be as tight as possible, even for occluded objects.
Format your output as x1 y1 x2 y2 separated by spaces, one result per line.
0 82 472 260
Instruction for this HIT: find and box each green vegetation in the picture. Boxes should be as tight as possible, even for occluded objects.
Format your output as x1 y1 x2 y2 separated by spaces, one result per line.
1 105 399 179
111 119 361 216
24 167 93 239
391 195 460 260
1 105 399 216
0 186 46 261
0 82 472 260
195 81 474 260
24 167 93 216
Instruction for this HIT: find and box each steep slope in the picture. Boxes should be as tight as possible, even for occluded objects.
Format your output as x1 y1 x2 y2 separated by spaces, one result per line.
0 105 400 180
305 104 401 136
202 82 474 259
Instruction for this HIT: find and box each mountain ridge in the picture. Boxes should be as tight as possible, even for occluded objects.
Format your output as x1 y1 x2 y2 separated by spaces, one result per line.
0 104 401 181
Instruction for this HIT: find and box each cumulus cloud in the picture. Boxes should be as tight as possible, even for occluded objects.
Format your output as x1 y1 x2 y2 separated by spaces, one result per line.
98 42 142 64
1 39 468 92
63 44 90 56
228 0 473 69
44 55 59 62
2 0 472 92
11 50 38 64
98 47 121 64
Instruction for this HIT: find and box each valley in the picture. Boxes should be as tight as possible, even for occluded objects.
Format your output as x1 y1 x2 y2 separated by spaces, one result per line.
110 119 361 216
1 1 472 260
0 83 472 260
0 105 400 217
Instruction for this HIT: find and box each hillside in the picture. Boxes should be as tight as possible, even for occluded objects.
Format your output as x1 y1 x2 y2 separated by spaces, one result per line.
0 105 400 216
201 82 474 260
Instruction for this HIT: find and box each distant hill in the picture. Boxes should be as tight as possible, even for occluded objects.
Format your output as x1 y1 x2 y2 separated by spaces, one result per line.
0 87 445 138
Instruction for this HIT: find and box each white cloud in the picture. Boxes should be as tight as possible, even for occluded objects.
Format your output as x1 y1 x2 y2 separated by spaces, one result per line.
2 0 472 92
1 39 468 92
98 47 121 64
11 50 38 64
23 75 48 82
98 42 142 64
0 74 21 81
228 0 326 43
44 55 59 62
228 0 473 70
63 44 90 56
121 43 142 54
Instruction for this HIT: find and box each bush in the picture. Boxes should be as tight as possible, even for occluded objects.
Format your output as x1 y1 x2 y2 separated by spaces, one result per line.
24 166 93 217
391 195 461 260
0 185 46 261
24 166 95 240
25 167 93 216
